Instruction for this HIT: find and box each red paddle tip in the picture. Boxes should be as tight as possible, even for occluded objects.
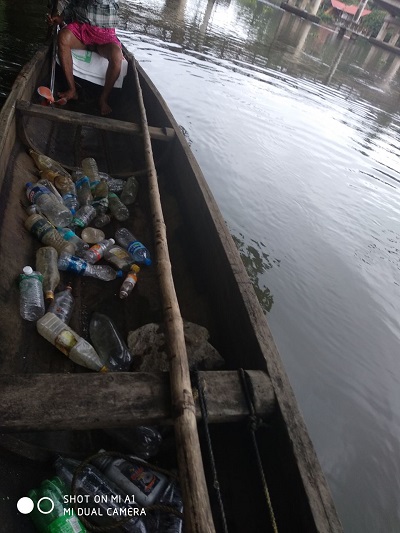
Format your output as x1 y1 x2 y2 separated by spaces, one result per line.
37 86 55 103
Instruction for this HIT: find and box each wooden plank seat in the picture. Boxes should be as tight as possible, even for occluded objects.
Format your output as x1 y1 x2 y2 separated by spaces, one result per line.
15 100 175 142
0 370 275 431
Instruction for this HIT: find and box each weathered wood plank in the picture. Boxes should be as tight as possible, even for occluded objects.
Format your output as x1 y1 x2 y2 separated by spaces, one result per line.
0 371 275 431
15 100 175 142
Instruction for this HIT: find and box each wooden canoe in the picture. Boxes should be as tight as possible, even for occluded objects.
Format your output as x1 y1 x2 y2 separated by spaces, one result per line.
0 44 342 532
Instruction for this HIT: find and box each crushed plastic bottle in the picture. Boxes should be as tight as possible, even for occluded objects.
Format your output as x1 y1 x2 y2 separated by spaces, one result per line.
75 176 93 206
108 193 130 221
115 228 152 266
92 451 168 506
119 264 140 299
57 227 89 257
83 238 115 264
53 174 79 214
26 182 72 227
48 284 74 324
19 266 45 321
37 178 64 204
25 214 75 255
99 172 125 194
36 246 60 302
89 312 132 371
104 244 135 271
71 205 97 230
81 227 105 244
120 176 139 205
37 312 105 371
28 476 85 533
58 252 121 281
55 456 148 532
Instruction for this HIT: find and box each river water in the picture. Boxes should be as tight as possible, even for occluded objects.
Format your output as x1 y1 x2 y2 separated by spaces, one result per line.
2 0 400 531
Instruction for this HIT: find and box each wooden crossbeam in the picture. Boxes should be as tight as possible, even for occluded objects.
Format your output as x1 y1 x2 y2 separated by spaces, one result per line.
15 100 175 142
0 371 275 432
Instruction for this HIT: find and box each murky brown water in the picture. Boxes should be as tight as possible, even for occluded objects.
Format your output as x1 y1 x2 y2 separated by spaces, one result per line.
2 0 400 530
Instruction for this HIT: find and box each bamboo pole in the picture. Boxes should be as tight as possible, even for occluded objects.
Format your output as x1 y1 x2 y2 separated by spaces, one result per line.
132 59 216 533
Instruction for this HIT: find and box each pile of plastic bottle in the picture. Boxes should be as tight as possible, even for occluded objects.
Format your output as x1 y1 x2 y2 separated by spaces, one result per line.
20 151 152 372
27 429 183 532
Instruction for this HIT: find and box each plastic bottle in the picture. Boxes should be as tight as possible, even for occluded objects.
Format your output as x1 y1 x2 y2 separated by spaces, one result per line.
99 172 125 194
93 213 111 228
71 205 96 230
92 451 169 506
119 264 140 299
82 157 100 183
57 227 90 256
108 193 130 221
19 266 45 321
24 214 75 255
104 244 135 271
115 228 152 266
104 426 163 459
155 481 184 533
54 457 147 532
89 312 132 371
81 227 105 244
37 312 105 371
83 238 115 264
25 203 39 216
58 252 120 281
75 176 93 206
26 182 72 227
120 176 139 205
29 149 72 179
54 174 80 214
36 246 60 302
48 284 74 324
28 476 85 533
91 178 109 215
37 178 64 204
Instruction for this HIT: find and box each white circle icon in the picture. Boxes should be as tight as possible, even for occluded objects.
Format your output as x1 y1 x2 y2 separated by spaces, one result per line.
37 496 55 514
17 497 34 514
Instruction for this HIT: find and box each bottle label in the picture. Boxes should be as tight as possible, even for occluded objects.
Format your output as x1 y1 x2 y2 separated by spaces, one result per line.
27 185 50 203
48 514 84 533
76 177 90 190
63 193 77 202
109 247 131 259
55 330 78 356
65 257 87 274
29 218 54 240
127 241 145 256
89 244 102 262
119 463 162 497
126 272 138 284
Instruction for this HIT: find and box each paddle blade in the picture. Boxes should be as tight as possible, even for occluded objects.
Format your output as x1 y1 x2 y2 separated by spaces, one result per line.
37 86 54 103
55 97 68 106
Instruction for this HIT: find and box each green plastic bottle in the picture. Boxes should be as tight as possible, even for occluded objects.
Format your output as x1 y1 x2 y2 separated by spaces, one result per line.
28 476 86 532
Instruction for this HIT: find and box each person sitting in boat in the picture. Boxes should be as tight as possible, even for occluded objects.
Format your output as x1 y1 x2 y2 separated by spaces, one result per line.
47 0 122 115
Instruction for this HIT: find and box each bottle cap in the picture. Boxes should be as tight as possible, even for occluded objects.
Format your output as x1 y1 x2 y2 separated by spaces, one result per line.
144 258 152 266
23 266 33 275
120 291 128 299
63 230 74 240
25 182 33 188
116 270 123 278
131 264 140 273
110 238 115 244
45 290 54 302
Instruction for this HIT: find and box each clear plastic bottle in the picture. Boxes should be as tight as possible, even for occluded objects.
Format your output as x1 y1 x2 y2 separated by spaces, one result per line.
37 178 64 204
58 252 120 281
19 266 45 321
120 176 139 205
29 149 72 179
108 193 130 221
57 227 89 256
119 264 140 299
37 312 105 371
48 284 74 324
81 227 105 244
82 157 100 183
89 312 132 371
24 214 75 255
54 457 148 532
99 172 125 194
36 246 60 302
104 244 135 271
91 178 109 215
93 213 111 228
115 228 152 266
92 451 169 506
54 175 79 214
75 176 93 206
71 205 97 230
28 476 85 533
26 182 72 227
83 238 115 264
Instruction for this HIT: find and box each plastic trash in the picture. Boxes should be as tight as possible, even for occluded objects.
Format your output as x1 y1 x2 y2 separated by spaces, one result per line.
57 227 90 257
48 284 74 324
82 157 100 183
115 228 152 266
71 205 97 230
29 149 72 179
36 246 60 302
81 227 105 244
108 193 130 221
89 312 132 371
119 264 140 299
104 244 136 271
83 238 115 264
76 176 93 206
24 214 75 255
26 182 72 227
19 266 45 321
120 176 139 205
58 252 120 281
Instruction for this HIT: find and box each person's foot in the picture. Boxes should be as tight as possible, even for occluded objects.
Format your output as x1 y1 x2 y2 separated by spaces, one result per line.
99 97 112 116
58 88 78 101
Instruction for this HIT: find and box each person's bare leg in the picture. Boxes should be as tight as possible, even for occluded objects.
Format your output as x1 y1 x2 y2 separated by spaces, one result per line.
97 43 123 115
57 28 86 100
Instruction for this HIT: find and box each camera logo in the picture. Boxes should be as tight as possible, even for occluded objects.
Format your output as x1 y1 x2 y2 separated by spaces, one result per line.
17 496 54 514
